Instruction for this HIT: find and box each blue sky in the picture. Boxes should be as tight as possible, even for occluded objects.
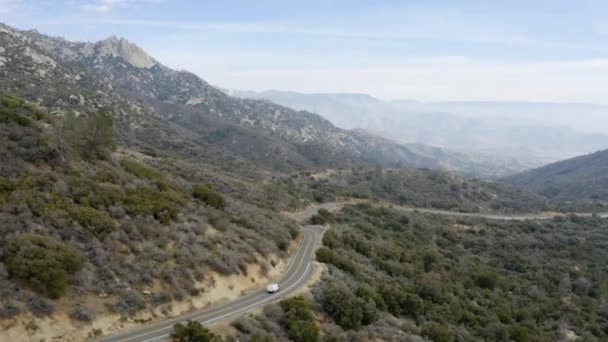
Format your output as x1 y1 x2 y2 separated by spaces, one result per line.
1 0 607 103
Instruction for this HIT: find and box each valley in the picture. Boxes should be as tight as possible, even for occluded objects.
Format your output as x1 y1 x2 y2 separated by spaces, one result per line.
1 11 607 342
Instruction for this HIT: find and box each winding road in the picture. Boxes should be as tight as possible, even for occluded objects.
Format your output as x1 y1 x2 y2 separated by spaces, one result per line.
93 201 606 341
93 224 321 342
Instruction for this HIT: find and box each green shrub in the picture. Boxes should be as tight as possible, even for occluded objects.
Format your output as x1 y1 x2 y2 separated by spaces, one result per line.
124 187 183 224
0 177 16 203
315 247 358 275
422 323 455 342
509 324 536 342
320 282 374 330
476 271 499 290
192 184 226 210
65 111 115 160
120 159 161 180
310 208 334 225
94 169 120 183
0 105 34 127
1 95 22 108
171 320 221 342
69 207 117 237
4 234 83 299
280 297 318 342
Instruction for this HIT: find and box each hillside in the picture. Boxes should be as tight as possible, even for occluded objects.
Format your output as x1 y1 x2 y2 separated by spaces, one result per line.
1 23 512 176
503 149 608 201
234 205 608 341
0 93 305 339
229 89 608 170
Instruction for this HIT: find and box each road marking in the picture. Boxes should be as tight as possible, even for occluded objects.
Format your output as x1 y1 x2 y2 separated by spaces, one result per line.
95 230 312 342
135 229 318 342
113 228 319 342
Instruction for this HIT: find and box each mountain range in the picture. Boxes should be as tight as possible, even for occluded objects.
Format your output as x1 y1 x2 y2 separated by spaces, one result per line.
0 23 523 177
227 89 608 169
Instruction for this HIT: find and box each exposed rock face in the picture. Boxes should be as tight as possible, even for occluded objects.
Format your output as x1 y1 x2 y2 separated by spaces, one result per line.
0 22 500 174
94 36 157 68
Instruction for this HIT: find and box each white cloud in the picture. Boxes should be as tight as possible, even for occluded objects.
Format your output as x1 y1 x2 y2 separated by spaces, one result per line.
82 0 161 14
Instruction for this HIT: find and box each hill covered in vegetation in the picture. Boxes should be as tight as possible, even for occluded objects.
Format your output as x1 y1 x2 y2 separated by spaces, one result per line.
0 94 299 335
504 149 608 202
283 167 549 214
233 204 608 341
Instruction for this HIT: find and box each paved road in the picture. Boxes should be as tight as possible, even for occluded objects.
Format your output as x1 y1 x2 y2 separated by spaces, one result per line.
293 201 608 221
93 225 321 342
93 201 605 341
384 204 608 220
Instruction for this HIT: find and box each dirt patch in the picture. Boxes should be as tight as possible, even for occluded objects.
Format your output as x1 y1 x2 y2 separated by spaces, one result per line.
446 223 484 233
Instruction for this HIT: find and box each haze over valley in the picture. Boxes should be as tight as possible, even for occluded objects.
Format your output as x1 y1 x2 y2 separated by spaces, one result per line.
228 89 608 169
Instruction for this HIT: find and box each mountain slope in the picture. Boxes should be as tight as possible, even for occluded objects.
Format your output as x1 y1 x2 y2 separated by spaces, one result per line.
503 149 608 201
228 89 608 169
0 23 510 176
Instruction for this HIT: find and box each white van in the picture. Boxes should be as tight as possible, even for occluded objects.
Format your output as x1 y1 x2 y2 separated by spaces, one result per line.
266 283 280 293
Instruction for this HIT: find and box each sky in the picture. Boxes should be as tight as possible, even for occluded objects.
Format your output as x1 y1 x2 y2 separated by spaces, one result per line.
1 0 607 103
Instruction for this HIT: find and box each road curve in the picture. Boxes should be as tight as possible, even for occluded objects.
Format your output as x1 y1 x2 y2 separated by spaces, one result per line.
92 225 322 342
92 201 605 341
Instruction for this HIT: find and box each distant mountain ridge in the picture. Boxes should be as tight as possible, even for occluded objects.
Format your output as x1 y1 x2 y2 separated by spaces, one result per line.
503 149 608 201
229 89 608 169
1 23 511 176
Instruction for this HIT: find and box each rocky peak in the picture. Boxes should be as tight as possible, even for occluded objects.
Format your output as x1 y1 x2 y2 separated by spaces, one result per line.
94 36 157 68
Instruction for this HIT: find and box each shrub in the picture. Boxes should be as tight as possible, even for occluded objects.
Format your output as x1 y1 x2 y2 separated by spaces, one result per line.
124 187 183 224
310 214 325 225
192 184 226 210
310 208 335 225
171 320 221 342
0 177 15 203
4 234 83 299
1 95 22 108
476 271 499 290
120 159 160 180
422 323 455 342
509 324 536 342
320 282 377 329
0 301 21 318
280 296 318 342
94 169 120 183
70 304 96 322
25 294 55 316
0 105 33 127
249 331 278 342
69 207 118 237
112 291 146 314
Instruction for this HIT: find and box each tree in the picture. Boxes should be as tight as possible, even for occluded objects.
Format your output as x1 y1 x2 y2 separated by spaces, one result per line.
172 321 220 342
64 110 115 160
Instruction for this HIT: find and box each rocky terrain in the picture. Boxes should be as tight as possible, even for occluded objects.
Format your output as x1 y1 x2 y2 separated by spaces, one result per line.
1 23 509 176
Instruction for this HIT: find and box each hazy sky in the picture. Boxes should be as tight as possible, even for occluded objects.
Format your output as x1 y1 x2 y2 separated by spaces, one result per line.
1 0 607 103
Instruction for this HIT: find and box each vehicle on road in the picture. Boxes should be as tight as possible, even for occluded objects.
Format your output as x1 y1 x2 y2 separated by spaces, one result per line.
266 283 280 293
